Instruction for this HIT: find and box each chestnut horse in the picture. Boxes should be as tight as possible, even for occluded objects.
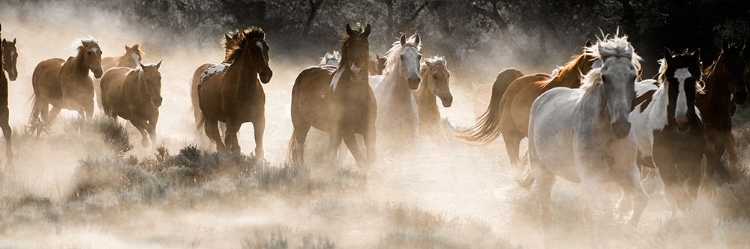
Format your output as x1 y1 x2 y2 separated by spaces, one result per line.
697 41 748 183
95 44 144 111
287 24 374 167
197 27 272 158
414 55 452 140
191 31 243 129
0 23 13 165
30 37 102 134
100 62 162 147
2 37 18 81
459 40 602 186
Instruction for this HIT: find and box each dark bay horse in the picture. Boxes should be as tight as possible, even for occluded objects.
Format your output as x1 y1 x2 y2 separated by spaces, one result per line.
630 49 705 210
697 41 748 183
100 62 162 147
96 44 144 111
30 37 103 133
2 37 18 81
459 40 602 186
0 23 13 165
197 27 272 159
287 24 375 167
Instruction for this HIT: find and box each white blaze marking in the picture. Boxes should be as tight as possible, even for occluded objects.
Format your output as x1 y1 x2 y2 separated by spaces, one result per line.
674 68 690 121
10 51 15 57
350 62 361 73
199 63 230 85
131 52 141 63
91 47 98 53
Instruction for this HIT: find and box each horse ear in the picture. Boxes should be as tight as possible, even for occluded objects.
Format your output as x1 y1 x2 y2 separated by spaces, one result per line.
346 24 355 36
125 45 130 51
692 48 701 60
585 40 592 47
425 60 433 68
363 24 371 36
12 38 15 45
400 34 406 46
155 60 162 70
663 48 673 60
414 34 420 46
722 41 729 51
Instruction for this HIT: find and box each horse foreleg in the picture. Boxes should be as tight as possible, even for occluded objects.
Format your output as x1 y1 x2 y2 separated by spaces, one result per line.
725 130 739 166
224 121 241 153
362 125 377 166
705 131 731 184
0 109 13 166
83 98 94 121
252 116 265 160
130 119 151 147
204 119 226 151
342 133 365 167
147 113 159 146
654 154 692 211
529 147 555 247
327 130 343 166
617 163 648 227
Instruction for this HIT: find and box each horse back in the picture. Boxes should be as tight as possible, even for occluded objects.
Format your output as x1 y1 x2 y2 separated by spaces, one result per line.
291 66 336 130
101 56 119 72
32 58 66 99
503 73 552 132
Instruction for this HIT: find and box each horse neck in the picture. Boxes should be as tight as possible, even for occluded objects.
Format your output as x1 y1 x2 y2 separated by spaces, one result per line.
70 50 89 77
226 50 260 90
382 60 413 97
416 69 438 111
548 58 586 89
704 64 734 99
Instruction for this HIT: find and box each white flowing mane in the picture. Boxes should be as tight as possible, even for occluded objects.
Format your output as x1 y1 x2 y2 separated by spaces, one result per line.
584 33 642 76
580 68 603 91
383 34 422 75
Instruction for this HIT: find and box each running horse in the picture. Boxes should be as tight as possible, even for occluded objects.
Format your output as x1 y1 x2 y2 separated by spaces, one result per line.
191 31 243 129
0 23 13 165
630 49 705 211
528 36 645 246
697 41 748 183
459 40 602 186
414 55 452 140
95 44 144 111
2 36 18 81
100 61 163 147
30 37 103 133
197 27 272 158
287 24 375 167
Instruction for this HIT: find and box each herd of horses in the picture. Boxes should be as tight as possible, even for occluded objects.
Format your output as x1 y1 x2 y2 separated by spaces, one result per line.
1 22 749 244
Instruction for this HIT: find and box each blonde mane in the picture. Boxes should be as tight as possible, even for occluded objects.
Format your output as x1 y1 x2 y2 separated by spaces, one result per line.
420 55 446 75
383 34 422 75
70 36 99 52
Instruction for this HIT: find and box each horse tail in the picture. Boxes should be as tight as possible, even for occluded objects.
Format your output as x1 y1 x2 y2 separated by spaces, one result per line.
457 68 523 143
28 65 43 124
287 131 301 165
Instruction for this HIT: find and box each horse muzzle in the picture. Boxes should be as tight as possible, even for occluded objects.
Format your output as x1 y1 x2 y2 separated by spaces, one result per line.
440 94 453 107
92 68 103 79
154 97 163 108
260 70 273 84
8 70 17 81
408 76 420 90
611 120 631 139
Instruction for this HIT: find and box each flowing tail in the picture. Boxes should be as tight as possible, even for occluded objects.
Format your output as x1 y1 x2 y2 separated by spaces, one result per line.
457 68 523 143
287 131 303 165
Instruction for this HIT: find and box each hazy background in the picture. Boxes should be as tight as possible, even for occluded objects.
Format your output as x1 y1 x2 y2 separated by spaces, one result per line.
1 0 750 248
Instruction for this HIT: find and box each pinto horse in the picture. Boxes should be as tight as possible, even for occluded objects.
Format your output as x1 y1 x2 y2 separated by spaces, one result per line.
100 62 162 147
459 40 602 186
630 49 705 210
2 37 18 81
30 37 103 133
0 23 13 165
528 37 645 246
191 31 243 129
197 27 272 158
95 44 144 111
288 24 374 167
697 41 749 183
414 55 452 140
373 33 422 148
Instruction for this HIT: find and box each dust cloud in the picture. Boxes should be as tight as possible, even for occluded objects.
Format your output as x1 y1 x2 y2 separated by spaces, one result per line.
0 2 749 249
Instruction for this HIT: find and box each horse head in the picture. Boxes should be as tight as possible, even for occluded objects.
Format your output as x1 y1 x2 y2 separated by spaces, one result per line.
397 33 422 90
663 48 702 133
2 38 18 81
80 39 103 78
243 27 272 84
342 23 371 82
425 56 452 107
123 44 144 67
719 41 748 104
140 61 162 107
597 42 638 138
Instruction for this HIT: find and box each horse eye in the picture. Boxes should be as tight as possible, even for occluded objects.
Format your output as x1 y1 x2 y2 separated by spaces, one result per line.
418 55 422 60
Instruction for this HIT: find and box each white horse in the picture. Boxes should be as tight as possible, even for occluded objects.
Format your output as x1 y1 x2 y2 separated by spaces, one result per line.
373 33 422 149
527 35 646 246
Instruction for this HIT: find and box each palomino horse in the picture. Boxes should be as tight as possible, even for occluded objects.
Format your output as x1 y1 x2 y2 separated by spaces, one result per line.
413 55 452 140
528 37 645 246
459 40 601 186
373 33 422 148
191 31 243 129
0 23 13 165
197 27 272 158
30 37 103 133
95 44 144 111
630 49 704 211
2 37 18 81
697 41 748 183
100 62 163 147
288 24 374 167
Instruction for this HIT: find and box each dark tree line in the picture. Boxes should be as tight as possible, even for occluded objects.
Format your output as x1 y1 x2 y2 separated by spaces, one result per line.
7 0 750 80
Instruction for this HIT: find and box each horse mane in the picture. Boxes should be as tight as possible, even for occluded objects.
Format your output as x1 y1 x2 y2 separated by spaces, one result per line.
70 36 99 53
580 68 602 91
383 34 422 75
420 55 446 75
319 51 341 66
223 26 265 63
585 33 642 77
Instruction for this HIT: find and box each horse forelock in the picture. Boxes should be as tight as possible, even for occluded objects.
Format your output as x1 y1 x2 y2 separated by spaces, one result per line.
420 56 447 75
71 36 99 52
586 34 642 77
224 26 265 63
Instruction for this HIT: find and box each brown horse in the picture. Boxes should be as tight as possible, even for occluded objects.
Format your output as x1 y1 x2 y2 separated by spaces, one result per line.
197 27 272 158
191 32 243 128
100 62 162 147
95 44 144 111
288 24 374 167
2 37 18 81
414 55 452 140
30 37 103 133
459 40 605 186
697 41 749 183
0 23 13 165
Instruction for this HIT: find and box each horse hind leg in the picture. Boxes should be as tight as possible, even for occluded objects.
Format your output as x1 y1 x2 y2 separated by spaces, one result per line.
530 161 556 247
252 116 265 160
0 109 13 166
204 118 226 151
504 132 533 188
223 121 242 153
